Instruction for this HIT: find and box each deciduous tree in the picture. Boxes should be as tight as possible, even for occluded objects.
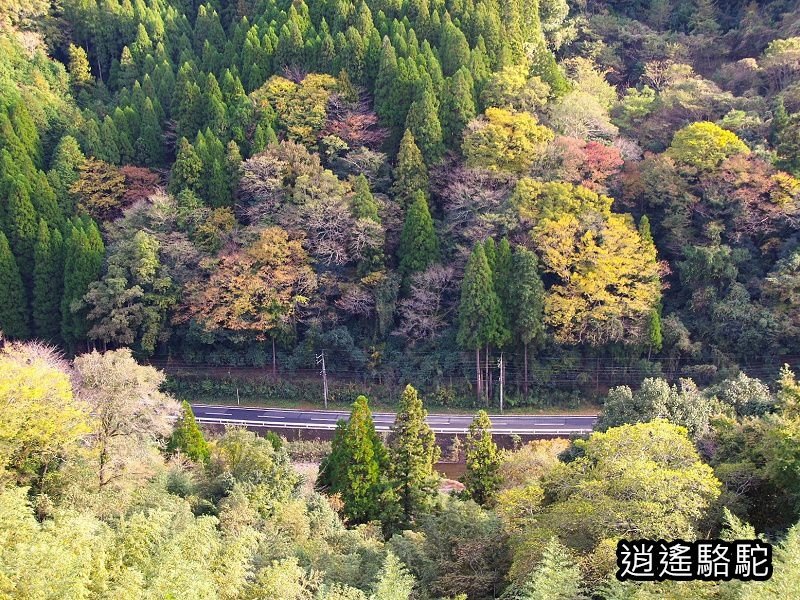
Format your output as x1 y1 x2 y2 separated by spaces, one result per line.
463 108 553 173
73 348 179 490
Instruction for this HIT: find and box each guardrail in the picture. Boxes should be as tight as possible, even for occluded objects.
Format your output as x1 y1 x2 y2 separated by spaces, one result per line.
194 416 593 436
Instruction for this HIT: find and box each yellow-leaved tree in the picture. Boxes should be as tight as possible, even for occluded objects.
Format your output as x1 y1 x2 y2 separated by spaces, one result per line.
512 180 661 345
0 342 90 487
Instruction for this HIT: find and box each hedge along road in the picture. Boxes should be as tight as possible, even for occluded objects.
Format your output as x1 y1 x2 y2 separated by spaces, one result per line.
191 404 598 436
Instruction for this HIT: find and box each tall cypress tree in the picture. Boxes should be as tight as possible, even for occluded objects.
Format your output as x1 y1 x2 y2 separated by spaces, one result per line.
392 129 429 207
203 73 227 136
440 67 476 148
33 220 62 342
777 113 800 177
30 172 62 230
398 191 439 282
463 410 502 505
509 246 545 398
351 174 380 221
47 135 85 214
317 395 389 524
136 98 164 167
483 237 497 271
388 384 440 522
439 20 471 76
167 401 211 463
170 137 203 193
196 129 231 207
494 237 513 335
61 221 104 350
5 178 37 288
99 116 121 165
638 214 655 252
351 174 385 275
405 89 443 165
0 230 29 339
458 243 506 402
647 309 663 360
518 537 586 600
252 123 278 153
771 97 789 146
375 38 400 127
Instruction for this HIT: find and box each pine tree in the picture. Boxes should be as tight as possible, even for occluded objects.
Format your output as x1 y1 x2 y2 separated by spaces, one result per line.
167 401 210 462
405 89 443 165
458 243 507 402
463 410 502 505
527 0 569 97
398 191 439 282
351 175 385 276
509 246 545 398
440 67 476 148
174 63 204 140
317 395 388 524
0 230 29 339
392 129 429 207
117 46 137 91
32 220 62 342
388 384 440 522
518 537 586 600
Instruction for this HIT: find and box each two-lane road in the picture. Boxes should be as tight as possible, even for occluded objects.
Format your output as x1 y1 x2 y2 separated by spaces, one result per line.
191 404 597 436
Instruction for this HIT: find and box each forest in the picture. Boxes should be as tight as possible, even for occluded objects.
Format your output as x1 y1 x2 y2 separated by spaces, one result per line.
2 0 800 408
2 0 800 596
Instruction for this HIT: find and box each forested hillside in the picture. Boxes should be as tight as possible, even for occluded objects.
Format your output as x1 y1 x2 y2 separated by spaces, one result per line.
4 1 800 596
3 0 800 407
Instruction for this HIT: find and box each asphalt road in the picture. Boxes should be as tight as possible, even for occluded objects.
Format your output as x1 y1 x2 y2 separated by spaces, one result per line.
191 404 597 436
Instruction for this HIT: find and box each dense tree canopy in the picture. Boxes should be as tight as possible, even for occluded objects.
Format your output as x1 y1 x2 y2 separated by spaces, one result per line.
2 0 800 595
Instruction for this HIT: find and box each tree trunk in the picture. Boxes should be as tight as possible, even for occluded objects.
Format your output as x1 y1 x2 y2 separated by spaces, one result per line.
98 440 108 490
476 347 482 401
272 336 277 377
485 344 491 406
524 342 529 400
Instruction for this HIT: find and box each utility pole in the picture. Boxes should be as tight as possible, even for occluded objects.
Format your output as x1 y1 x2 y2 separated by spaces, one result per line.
316 351 328 409
498 352 504 414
